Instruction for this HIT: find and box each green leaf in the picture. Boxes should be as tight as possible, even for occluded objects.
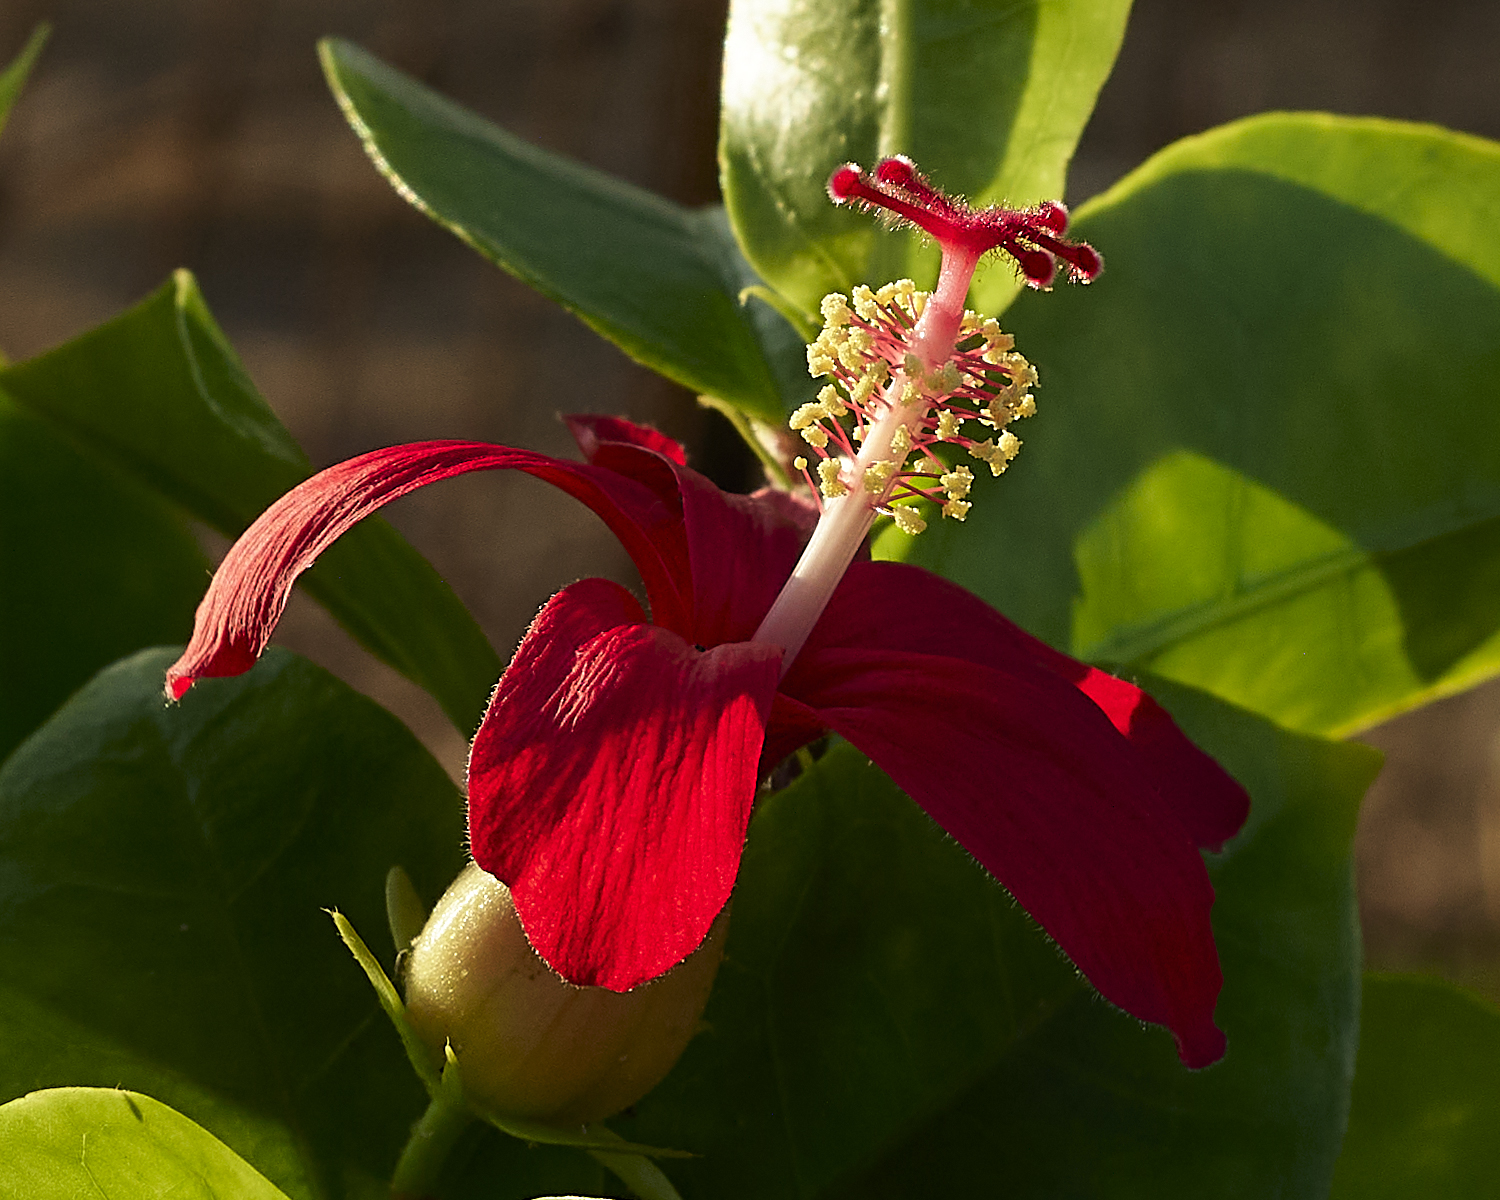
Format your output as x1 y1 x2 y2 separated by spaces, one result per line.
903 115 1500 737
319 38 799 425
0 390 207 761
0 23 48 142
0 1087 291 1200
719 0 1132 318
0 273 501 732
0 648 467 1199
618 683 1376 1197
1331 975 1500 1199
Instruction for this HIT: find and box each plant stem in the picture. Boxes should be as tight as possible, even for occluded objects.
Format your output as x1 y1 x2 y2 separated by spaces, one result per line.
390 1091 475 1200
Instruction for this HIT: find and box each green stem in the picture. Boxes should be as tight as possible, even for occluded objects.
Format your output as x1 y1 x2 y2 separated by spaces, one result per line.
588 1148 685 1200
390 1091 475 1200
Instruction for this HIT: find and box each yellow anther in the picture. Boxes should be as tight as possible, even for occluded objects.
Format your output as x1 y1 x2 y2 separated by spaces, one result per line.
900 380 922 406
931 361 961 393
1016 395 1037 419
852 285 879 320
863 459 897 494
801 425 829 449
793 456 808 472
789 402 821 430
875 282 899 306
934 410 962 441
940 465 974 500
890 425 912 456
850 371 879 405
902 352 922 377
891 506 927 536
970 433 1021 476
807 348 835 377
818 457 847 498
942 499 971 521
911 292 927 317
820 293 852 325
960 310 982 334
816 384 848 418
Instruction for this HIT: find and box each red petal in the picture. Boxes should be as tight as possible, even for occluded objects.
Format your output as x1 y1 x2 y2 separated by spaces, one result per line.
566 413 688 465
568 413 819 648
677 471 817 647
164 440 696 699
801 561 1249 851
790 642 1228 1068
468 577 781 991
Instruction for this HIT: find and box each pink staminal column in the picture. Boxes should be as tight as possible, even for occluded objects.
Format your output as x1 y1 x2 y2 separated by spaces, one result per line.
752 157 1102 669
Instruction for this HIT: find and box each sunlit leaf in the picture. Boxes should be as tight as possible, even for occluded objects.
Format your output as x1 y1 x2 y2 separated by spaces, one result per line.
720 0 1131 318
902 115 1500 736
0 1088 291 1200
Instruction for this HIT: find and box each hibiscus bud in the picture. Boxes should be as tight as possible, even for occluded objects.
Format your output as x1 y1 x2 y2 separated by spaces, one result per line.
402 862 726 1126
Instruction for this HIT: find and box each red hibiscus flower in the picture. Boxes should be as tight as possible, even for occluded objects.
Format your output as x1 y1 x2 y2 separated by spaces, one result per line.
166 159 1248 1069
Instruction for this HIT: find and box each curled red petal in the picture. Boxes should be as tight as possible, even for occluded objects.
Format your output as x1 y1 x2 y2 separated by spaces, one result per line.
791 643 1228 1068
468 577 781 990
566 413 688 466
164 439 695 700
799 561 1249 852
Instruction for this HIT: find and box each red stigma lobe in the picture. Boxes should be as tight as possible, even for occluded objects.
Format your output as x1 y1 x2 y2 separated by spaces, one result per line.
828 157 1103 288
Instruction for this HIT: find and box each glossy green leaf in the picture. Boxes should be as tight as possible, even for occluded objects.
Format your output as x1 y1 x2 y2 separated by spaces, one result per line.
0 23 47 142
0 1087 291 1200
903 115 1500 736
0 648 467 1199
320 39 800 424
612 682 1375 1198
0 273 501 732
719 0 1131 319
1331 975 1500 1199
0 390 206 761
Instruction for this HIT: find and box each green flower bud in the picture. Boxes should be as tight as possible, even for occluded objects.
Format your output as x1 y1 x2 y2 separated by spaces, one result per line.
402 862 726 1126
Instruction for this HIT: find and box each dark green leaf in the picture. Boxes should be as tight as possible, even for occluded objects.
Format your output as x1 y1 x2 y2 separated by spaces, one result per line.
0 648 467 1199
903 115 1500 736
0 1087 291 1200
0 23 48 143
617 683 1376 1198
0 274 501 732
1331 974 1500 1199
0 390 206 761
320 39 797 424
719 0 1131 318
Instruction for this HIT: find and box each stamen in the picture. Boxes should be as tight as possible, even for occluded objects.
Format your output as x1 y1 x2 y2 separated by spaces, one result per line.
754 155 1088 674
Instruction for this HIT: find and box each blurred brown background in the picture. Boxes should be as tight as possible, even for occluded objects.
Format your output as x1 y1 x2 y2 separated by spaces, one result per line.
3 0 1499 997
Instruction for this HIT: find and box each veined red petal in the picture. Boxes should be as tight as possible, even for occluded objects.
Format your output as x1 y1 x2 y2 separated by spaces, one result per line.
791 643 1228 1068
164 438 695 700
801 561 1249 852
467 577 781 991
566 415 819 648
678 470 816 647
